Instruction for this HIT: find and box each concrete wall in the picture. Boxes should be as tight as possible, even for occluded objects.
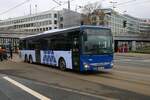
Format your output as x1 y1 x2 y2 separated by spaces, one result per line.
59 9 82 28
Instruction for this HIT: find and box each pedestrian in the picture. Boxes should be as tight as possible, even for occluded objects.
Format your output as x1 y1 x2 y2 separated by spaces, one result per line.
9 46 13 59
3 48 7 60
0 47 3 61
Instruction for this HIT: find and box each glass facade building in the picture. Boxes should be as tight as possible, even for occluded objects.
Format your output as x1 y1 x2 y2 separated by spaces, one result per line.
89 8 150 52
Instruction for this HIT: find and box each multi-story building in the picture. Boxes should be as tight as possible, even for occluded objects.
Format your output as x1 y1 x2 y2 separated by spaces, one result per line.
0 10 59 51
0 9 82 32
0 8 150 52
86 9 127 35
0 10 59 32
139 19 150 34
87 8 150 52
124 14 140 34
0 9 82 51
58 9 82 29
89 9 141 36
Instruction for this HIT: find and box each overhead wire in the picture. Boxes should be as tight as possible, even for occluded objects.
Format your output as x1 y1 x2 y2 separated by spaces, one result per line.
116 0 137 6
117 0 150 7
50 0 76 10
108 0 150 8
0 0 30 16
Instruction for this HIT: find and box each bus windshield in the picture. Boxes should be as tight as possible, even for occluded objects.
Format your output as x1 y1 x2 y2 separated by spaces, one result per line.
82 28 113 55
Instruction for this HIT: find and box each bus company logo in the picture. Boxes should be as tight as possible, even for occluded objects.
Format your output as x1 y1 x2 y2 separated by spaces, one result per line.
42 50 57 66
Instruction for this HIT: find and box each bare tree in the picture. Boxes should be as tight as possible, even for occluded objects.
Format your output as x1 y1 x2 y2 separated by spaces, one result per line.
81 2 105 25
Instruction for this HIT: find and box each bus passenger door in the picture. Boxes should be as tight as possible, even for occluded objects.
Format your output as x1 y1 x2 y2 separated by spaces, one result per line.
72 36 80 71
35 44 41 63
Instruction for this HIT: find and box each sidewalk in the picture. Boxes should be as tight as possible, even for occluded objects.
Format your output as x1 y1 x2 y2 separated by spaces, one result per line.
115 53 150 58
9 53 22 62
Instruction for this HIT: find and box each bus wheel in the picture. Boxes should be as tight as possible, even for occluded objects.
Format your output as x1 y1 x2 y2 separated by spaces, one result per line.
59 58 66 71
29 55 33 64
24 55 28 62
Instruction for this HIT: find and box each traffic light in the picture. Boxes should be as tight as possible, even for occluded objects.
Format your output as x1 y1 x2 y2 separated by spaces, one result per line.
123 20 127 28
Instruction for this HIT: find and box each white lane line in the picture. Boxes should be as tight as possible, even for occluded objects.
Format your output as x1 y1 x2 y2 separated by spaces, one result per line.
3 76 51 100
3 76 116 100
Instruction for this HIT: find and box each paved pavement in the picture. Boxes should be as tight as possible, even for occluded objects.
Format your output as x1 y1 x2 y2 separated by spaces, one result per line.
115 53 150 58
9 53 22 62
0 53 150 100
115 53 150 70
0 74 104 100
0 63 150 99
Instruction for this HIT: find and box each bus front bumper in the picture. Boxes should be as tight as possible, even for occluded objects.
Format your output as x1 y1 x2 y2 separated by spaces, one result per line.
82 62 114 72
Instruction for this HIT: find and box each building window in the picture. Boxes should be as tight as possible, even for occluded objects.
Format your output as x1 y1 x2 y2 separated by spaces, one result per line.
43 28 45 31
60 17 63 21
54 27 57 29
54 14 57 18
49 20 52 24
49 27 52 30
60 24 63 28
40 28 42 31
48 14 52 18
54 20 57 24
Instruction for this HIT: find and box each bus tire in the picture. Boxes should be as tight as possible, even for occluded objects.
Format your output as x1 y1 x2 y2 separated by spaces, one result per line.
29 55 33 64
24 54 28 62
59 58 66 71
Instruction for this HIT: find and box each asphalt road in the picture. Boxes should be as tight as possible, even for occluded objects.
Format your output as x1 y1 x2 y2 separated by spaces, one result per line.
0 74 103 100
114 53 150 74
115 55 150 68
0 53 150 100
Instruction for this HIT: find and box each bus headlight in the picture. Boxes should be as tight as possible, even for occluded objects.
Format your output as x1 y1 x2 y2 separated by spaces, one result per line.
111 62 114 67
83 63 89 68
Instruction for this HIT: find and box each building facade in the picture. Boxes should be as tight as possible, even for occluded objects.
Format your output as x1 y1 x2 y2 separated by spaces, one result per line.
0 10 59 33
139 19 150 34
58 9 82 29
87 8 150 52
0 9 82 33
88 9 142 36
0 10 59 51
0 9 82 51
0 8 150 52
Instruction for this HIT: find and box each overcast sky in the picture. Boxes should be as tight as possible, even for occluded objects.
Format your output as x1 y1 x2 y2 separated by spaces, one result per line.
0 0 150 20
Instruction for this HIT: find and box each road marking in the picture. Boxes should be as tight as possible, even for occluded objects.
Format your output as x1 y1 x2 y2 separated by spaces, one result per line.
3 76 51 100
3 76 116 100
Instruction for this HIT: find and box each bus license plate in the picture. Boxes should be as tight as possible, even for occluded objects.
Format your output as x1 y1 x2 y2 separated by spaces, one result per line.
98 67 104 71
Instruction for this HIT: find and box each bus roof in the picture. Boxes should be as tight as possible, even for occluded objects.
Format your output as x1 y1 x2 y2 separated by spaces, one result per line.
20 25 110 40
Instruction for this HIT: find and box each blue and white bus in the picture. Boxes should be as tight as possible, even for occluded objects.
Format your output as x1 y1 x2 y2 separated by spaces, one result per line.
20 25 114 72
